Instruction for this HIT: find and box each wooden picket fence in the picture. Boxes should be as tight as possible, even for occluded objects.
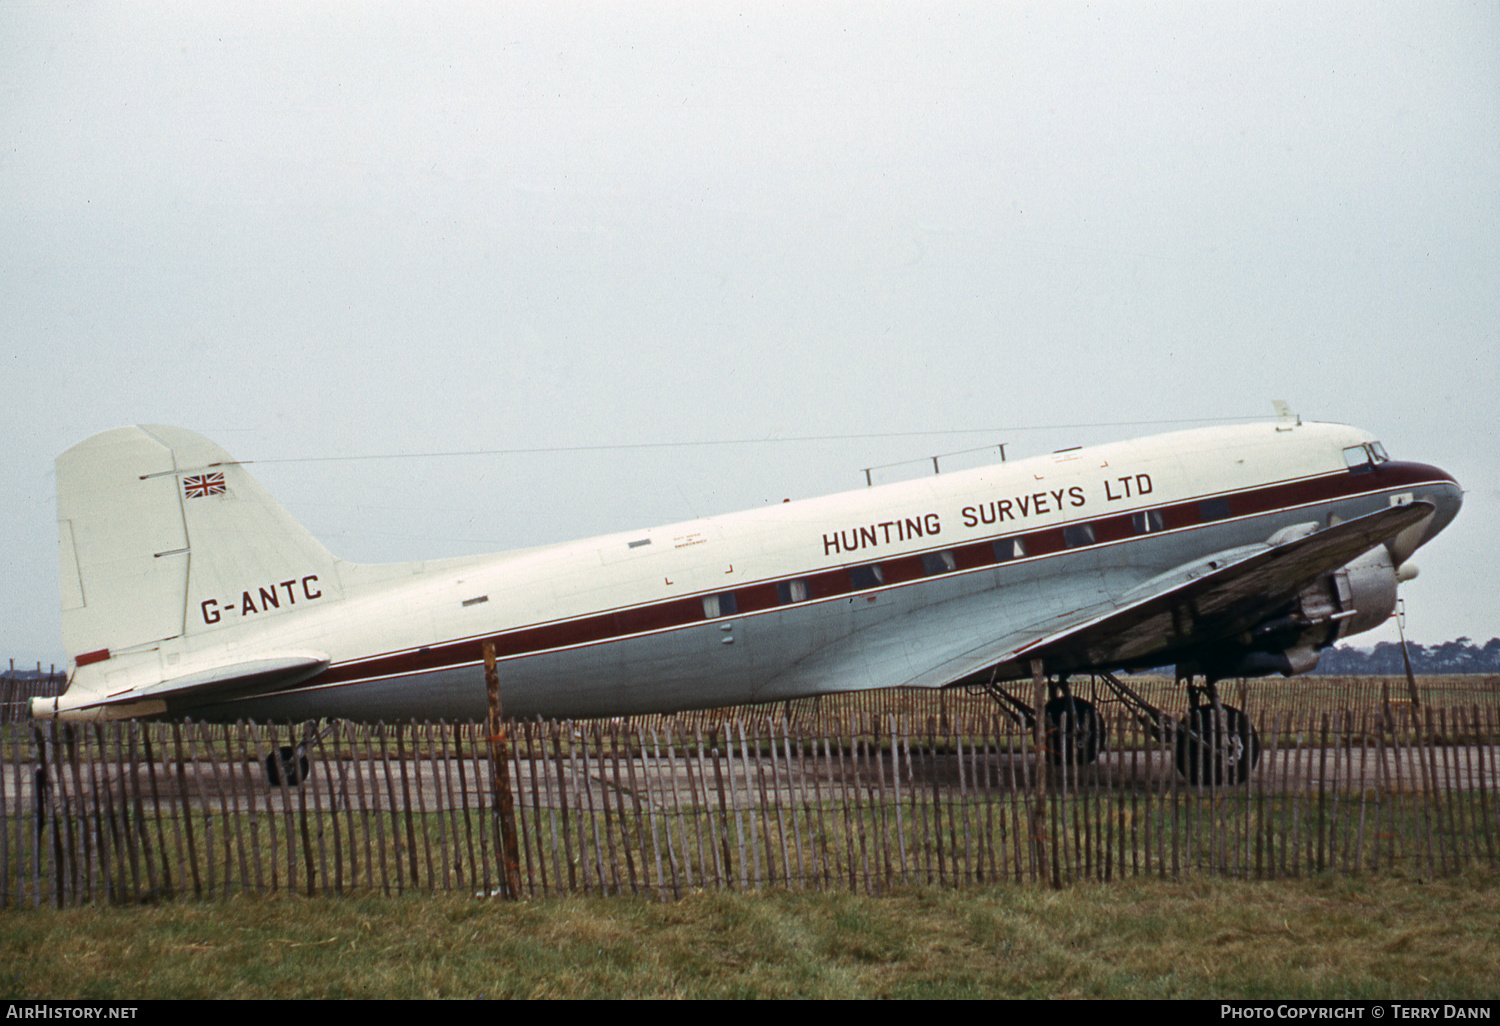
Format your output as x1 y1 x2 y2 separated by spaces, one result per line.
2 698 1497 907
0 662 65 725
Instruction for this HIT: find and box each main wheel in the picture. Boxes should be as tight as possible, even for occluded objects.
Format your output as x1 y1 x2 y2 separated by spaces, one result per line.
265 745 310 788
1045 696 1105 765
1175 704 1260 785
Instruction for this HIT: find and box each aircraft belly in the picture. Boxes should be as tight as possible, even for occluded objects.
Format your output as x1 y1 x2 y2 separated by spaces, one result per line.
209 667 486 723
198 617 789 721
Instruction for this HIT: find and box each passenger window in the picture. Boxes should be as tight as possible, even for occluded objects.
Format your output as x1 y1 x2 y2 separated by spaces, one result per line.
849 564 884 590
993 537 1026 561
920 550 957 576
1131 510 1165 534
776 579 811 604
1343 445 1373 474
1199 498 1232 522
1062 524 1096 548
702 592 738 618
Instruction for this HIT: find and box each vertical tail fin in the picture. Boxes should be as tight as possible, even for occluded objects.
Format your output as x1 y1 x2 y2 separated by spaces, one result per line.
57 425 342 664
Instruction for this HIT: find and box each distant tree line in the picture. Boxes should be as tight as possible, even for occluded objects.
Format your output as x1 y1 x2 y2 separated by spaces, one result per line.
0 665 64 683
1313 637 1500 675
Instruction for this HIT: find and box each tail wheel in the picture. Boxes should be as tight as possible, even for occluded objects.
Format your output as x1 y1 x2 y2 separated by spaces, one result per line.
1044 697 1105 765
265 745 310 788
1175 704 1261 785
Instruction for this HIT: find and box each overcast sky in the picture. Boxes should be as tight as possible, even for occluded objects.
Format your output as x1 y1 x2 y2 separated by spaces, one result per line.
3 3 1496 670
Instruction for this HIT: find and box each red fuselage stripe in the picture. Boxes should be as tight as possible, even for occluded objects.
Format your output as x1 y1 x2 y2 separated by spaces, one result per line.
301 461 1452 691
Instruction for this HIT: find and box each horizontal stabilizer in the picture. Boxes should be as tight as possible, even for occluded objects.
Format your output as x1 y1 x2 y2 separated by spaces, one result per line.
32 654 329 722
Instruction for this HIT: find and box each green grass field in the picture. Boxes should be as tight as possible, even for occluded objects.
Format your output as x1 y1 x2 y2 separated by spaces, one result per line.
2 679 1498 999
2 872 1497 999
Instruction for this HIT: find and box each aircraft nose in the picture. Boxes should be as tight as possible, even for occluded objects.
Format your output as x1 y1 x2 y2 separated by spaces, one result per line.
1412 472 1463 561
1380 461 1462 565
1423 474 1463 540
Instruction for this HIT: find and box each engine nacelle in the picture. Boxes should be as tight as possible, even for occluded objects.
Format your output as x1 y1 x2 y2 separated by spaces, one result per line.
1318 544 1400 641
1203 545 1401 680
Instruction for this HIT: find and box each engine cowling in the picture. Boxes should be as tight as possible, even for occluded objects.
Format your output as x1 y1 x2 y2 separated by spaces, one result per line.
1324 544 1400 640
1205 545 1401 679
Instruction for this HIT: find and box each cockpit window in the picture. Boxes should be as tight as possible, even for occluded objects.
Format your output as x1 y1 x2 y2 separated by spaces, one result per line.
1343 445 1373 474
1369 441 1389 463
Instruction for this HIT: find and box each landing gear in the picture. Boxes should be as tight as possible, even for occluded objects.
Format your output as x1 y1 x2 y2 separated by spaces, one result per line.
970 674 1106 765
262 721 333 789
265 744 309 787
1175 697 1261 786
968 669 1263 785
1044 695 1104 765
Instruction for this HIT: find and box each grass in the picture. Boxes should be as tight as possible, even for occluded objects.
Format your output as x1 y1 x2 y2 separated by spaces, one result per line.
1 872 1497 999
2 679 1496 998
12 782 1496 907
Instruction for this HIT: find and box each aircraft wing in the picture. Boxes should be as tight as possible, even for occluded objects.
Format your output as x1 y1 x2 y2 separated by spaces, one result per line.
1005 500 1433 675
763 501 1433 695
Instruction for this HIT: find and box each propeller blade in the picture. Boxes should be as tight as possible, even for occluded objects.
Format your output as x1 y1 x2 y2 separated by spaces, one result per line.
1396 596 1421 708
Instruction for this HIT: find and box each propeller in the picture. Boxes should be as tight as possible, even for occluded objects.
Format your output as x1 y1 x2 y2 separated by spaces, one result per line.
1394 593 1421 708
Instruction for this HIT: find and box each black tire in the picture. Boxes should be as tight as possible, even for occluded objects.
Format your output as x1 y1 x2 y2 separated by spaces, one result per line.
265 745 309 788
1045 696 1105 765
1175 704 1260 785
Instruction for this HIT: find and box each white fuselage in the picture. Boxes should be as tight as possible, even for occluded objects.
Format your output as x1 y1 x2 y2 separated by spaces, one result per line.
159 419 1458 722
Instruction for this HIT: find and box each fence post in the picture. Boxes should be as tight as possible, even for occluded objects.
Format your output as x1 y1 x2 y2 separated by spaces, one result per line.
483 641 523 900
1030 660 1053 887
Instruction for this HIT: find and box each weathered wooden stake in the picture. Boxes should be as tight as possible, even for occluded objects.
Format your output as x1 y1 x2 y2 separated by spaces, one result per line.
1030 659 1052 887
484 641 523 899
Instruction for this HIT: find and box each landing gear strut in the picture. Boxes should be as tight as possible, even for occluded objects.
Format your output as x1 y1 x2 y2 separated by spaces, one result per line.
971 674 1106 765
970 669 1262 784
1045 695 1104 765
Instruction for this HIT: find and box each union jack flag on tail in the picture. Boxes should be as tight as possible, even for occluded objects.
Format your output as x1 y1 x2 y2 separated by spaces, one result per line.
183 472 226 498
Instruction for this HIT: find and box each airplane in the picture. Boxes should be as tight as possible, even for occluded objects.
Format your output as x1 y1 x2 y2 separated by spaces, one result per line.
32 409 1462 783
